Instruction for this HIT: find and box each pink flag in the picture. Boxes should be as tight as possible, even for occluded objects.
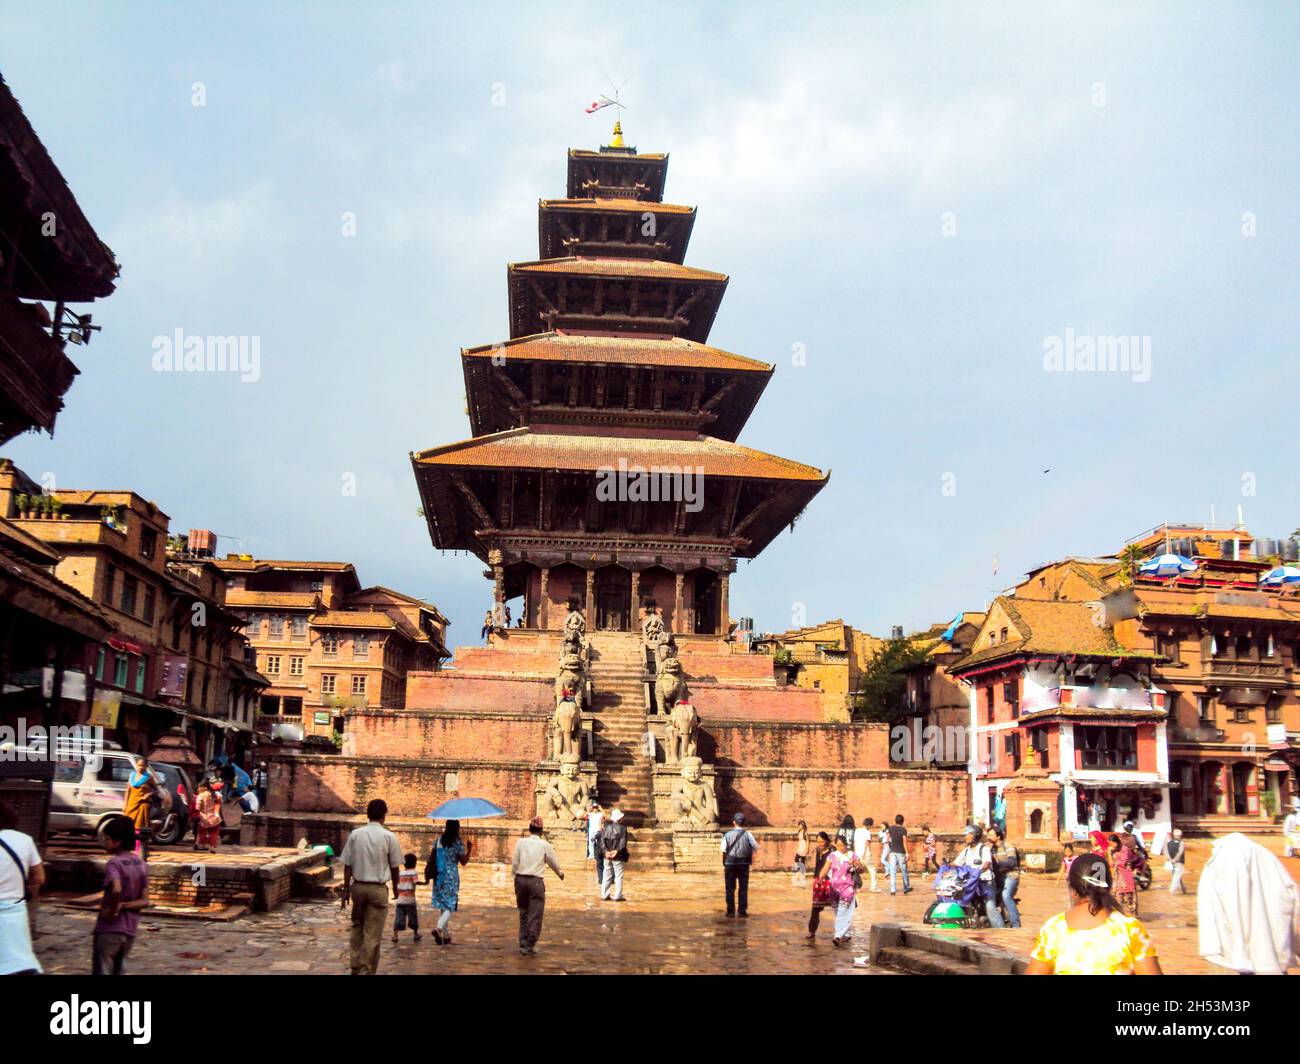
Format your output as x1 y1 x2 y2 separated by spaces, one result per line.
585 97 614 114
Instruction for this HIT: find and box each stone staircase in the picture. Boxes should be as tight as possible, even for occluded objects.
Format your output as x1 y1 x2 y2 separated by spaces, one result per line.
588 633 656 832
1173 814 1278 837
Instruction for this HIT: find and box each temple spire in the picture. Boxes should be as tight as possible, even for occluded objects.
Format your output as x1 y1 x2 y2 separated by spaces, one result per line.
607 119 625 149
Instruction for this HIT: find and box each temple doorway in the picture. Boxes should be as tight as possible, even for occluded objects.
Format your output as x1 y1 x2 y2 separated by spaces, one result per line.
1230 762 1254 815
692 569 719 635
594 566 631 631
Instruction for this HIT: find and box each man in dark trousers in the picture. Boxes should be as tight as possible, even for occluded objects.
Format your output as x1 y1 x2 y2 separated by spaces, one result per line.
721 812 759 917
510 816 564 955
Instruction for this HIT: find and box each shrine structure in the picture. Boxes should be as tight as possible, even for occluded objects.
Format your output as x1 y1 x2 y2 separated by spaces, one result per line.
248 126 968 868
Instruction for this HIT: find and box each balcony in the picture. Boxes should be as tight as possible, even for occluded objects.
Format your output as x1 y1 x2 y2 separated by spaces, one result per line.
1170 723 1227 744
1021 683 1158 715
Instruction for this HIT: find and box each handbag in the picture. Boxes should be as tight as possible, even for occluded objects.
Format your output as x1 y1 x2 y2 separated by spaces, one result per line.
811 877 833 906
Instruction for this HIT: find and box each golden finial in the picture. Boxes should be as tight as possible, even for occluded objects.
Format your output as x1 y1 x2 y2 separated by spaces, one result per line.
608 120 625 149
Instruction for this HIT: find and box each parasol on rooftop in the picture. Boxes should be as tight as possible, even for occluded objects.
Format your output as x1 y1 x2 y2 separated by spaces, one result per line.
1260 565 1300 587
426 797 507 820
1138 553 1197 577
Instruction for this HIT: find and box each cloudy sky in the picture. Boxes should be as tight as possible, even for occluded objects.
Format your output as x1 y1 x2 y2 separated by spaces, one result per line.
2 1 1296 649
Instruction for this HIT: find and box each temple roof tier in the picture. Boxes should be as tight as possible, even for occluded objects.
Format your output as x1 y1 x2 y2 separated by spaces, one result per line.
411 427 828 561
461 332 771 440
538 198 697 262
566 147 668 202
507 257 727 342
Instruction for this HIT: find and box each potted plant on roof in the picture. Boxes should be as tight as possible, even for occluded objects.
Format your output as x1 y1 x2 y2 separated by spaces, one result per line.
51 495 66 519
14 493 31 518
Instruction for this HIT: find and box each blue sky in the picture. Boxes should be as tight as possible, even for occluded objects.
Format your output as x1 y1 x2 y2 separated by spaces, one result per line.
2 1 1296 650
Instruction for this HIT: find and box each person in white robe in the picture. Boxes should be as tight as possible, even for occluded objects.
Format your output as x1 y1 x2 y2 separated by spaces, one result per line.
1197 832 1299 975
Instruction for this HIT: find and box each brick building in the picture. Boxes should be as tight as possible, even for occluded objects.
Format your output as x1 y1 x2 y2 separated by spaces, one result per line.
752 619 883 721
950 597 1170 842
215 558 449 738
0 464 268 761
898 611 985 767
952 523 1300 841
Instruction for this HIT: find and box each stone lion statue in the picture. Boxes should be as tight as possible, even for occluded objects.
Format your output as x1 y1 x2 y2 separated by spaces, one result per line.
542 753 589 827
669 756 718 829
655 655 689 716
664 697 699 764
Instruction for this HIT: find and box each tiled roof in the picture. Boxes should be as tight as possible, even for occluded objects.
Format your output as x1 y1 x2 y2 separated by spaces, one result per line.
509 257 727 283
539 198 693 216
1135 595 1300 623
216 559 354 572
952 598 1158 672
312 611 401 630
568 149 667 162
462 333 771 373
413 427 828 482
225 590 319 608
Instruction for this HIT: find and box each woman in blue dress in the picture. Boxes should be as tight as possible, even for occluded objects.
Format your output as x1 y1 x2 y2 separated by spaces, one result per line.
426 819 471 944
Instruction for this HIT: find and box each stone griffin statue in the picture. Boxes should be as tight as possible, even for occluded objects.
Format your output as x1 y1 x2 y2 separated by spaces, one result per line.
664 696 699 765
669 756 718 829
541 752 589 827
562 601 587 648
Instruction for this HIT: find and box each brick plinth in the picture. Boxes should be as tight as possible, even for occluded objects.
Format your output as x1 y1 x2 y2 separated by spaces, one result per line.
267 755 538 819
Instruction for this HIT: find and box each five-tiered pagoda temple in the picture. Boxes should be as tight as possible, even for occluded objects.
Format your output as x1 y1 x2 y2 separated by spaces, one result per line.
412 123 828 634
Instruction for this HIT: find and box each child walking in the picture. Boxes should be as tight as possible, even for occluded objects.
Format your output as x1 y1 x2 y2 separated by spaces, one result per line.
392 853 421 942
922 825 939 878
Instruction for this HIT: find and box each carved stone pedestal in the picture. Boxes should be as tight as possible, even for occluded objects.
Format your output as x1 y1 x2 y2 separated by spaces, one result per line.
1002 744 1063 872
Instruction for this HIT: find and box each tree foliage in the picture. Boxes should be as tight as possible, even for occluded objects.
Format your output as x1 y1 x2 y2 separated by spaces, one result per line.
852 636 934 722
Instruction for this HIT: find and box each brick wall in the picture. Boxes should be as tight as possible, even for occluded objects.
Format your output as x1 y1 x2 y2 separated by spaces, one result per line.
405 671 553 712
267 755 539 819
715 766 969 832
700 720 889 767
345 707 552 761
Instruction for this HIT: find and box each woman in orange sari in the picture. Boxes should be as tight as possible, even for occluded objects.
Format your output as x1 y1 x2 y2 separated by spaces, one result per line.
121 757 156 859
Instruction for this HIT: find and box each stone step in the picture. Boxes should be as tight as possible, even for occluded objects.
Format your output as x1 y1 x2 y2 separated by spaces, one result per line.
874 945 975 976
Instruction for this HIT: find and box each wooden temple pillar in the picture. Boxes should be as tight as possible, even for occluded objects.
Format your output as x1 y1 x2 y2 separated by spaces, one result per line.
629 569 640 627
584 569 596 629
718 572 730 637
492 562 505 625
672 571 685 634
538 567 550 630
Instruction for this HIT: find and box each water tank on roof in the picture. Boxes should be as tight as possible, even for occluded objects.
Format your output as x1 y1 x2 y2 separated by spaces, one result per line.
1256 538 1277 558
1172 537 1194 555
1283 539 1300 562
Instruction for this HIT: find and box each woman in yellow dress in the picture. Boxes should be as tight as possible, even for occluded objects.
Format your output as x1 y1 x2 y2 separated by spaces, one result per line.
121 757 157 860
1026 853 1163 975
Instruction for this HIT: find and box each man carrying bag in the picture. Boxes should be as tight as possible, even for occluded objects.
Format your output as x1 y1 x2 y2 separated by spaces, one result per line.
721 813 758 918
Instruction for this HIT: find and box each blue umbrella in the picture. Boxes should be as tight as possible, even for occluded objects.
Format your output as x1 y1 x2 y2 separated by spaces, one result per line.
427 797 507 820
1139 553 1197 577
1261 565 1300 587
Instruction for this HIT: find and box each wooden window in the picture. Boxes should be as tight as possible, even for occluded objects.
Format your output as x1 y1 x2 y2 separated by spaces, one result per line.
1198 695 1215 722
321 633 339 656
140 528 157 560
103 564 117 606
265 655 281 676
353 636 370 660
134 658 146 694
142 587 156 624
113 654 129 688
351 674 367 695
292 615 308 639
321 674 336 694
269 615 284 639
289 656 304 677
1076 725 1136 770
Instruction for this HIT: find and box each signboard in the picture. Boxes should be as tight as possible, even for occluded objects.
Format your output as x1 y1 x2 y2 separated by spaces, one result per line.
158 655 189 699
313 711 331 726
87 688 121 729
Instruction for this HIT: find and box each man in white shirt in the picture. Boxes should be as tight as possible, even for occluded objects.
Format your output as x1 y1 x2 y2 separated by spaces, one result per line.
853 817 878 892
339 798 403 975
0 802 45 975
511 817 564 955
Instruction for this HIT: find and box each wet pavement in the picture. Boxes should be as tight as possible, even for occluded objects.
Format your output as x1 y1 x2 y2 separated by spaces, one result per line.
33 842 1296 975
